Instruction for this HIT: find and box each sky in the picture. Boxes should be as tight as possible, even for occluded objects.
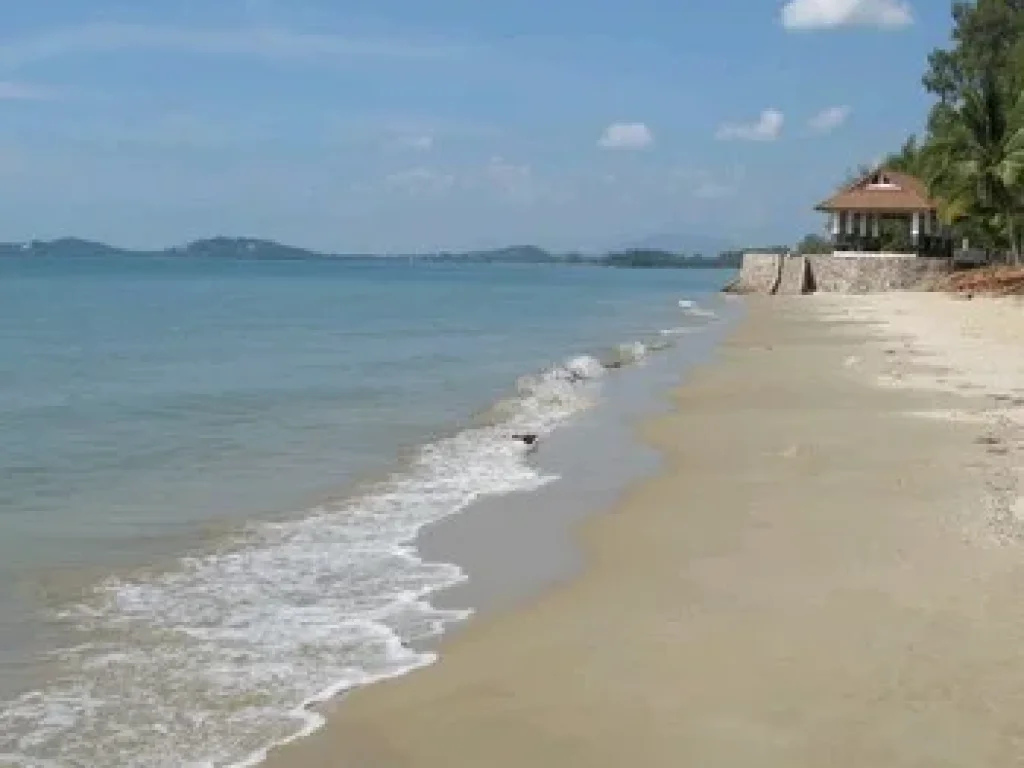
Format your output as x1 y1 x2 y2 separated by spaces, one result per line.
0 0 956 253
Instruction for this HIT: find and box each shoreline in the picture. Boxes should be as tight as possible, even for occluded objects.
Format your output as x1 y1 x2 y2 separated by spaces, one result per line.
266 293 1024 767
419 307 735 623
241 301 738 767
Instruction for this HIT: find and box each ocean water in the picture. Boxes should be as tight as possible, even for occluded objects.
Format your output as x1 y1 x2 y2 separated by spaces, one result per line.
0 255 730 767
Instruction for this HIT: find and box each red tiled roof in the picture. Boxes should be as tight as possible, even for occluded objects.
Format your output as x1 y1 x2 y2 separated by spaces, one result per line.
815 169 937 212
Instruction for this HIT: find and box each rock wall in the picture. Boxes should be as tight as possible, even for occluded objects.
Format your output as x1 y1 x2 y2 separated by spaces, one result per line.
806 255 952 293
777 255 810 295
728 252 953 294
729 252 782 293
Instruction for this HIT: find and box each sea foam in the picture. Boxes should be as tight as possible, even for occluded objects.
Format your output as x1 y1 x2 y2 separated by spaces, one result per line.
678 299 718 319
0 346 661 768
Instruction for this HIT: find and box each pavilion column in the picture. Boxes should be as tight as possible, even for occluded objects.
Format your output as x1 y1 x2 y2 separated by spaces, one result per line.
871 213 881 238
911 211 921 246
831 211 841 240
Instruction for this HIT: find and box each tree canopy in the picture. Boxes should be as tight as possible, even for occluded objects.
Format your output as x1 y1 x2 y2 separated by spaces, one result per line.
876 1 1024 260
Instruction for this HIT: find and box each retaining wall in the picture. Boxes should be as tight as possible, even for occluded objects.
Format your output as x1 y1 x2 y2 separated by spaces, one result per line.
777 255 810 295
729 252 953 294
806 254 952 293
730 252 782 294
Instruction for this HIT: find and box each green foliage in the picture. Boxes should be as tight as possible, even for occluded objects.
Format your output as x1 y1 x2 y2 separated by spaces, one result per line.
796 234 832 254
890 1 1024 260
920 70 1024 254
923 0 1024 105
424 247 743 269
597 249 741 268
883 136 924 174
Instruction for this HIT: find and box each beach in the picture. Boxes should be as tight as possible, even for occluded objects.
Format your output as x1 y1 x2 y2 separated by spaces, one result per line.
266 293 1024 767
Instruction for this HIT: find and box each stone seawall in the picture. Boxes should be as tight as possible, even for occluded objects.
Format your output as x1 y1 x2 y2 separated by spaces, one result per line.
777 255 810 295
729 252 782 294
728 252 953 294
806 255 952 293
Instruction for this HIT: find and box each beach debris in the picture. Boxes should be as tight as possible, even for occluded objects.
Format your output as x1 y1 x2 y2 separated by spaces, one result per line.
990 394 1024 407
512 433 540 453
928 265 1024 296
1012 498 1024 524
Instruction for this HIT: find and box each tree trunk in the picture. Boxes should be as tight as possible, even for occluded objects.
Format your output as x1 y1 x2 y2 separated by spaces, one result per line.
1008 211 1020 265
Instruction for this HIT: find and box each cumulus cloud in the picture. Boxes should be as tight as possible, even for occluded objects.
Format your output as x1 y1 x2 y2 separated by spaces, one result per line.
781 0 913 30
715 109 784 142
808 105 851 134
598 122 654 150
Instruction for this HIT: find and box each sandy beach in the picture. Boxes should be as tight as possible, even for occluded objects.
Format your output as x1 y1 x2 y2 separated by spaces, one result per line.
266 293 1024 767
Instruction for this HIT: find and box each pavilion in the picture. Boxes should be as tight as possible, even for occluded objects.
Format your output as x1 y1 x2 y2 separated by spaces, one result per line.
815 168 953 258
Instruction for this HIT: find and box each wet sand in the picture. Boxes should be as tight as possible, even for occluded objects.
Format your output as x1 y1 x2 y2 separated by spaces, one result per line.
266 295 1024 768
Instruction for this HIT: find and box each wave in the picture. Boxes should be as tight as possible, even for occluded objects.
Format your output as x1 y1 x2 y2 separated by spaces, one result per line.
0 338 675 768
677 299 717 319
659 326 698 337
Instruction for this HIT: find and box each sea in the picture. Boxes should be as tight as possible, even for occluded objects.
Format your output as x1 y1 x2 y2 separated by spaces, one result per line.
0 254 733 767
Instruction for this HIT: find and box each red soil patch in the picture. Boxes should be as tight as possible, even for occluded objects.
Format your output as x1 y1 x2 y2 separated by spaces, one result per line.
928 265 1024 296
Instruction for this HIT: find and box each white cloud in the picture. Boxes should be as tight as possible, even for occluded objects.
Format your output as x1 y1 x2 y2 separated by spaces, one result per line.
384 167 455 195
598 122 654 150
484 156 536 201
781 0 913 30
808 105 851 134
0 80 53 100
398 134 434 151
715 109 784 142
692 181 735 200
0 23 460 70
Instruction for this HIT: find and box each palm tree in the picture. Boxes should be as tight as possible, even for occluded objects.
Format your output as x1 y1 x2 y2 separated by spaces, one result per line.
921 71 1024 262
884 135 923 174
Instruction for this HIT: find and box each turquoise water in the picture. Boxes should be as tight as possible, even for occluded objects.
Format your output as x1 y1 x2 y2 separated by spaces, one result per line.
0 255 729 766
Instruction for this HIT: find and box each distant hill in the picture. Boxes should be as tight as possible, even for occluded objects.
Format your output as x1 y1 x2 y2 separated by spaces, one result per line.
599 249 742 269
0 237 742 269
0 237 335 260
616 233 736 257
169 237 334 260
421 245 558 264
0 237 139 259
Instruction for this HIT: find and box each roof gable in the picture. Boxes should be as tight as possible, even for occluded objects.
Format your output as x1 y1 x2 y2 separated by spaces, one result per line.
815 168 936 212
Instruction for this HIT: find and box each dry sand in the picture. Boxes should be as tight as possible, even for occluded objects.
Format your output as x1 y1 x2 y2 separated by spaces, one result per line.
266 294 1024 768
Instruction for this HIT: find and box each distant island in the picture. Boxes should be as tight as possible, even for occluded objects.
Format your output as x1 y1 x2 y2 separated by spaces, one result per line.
0 236 766 269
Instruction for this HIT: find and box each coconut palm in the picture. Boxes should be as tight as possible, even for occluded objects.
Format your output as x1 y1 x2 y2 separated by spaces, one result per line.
920 71 1024 261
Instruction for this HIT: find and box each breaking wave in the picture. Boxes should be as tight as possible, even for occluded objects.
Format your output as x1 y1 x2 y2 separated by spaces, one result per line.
0 339 673 768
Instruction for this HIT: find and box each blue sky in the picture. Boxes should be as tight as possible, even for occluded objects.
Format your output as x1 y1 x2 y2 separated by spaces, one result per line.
0 0 952 252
